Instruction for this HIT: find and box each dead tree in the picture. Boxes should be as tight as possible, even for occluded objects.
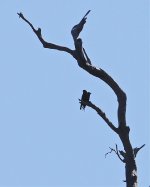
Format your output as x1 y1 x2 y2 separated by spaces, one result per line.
17 11 145 187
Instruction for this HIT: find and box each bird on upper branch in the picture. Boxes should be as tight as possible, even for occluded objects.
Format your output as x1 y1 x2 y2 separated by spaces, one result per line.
71 10 91 41
80 90 91 110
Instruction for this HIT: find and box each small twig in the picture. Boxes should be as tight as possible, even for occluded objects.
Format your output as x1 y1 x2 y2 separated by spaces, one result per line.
105 144 125 163
17 12 37 32
105 147 114 158
115 144 125 163
83 48 92 65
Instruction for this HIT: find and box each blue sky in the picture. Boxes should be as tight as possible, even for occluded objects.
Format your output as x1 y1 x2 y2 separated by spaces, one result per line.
0 1 149 187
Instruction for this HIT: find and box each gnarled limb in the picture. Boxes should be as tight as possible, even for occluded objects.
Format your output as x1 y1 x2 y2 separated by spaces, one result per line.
17 12 126 130
17 12 76 58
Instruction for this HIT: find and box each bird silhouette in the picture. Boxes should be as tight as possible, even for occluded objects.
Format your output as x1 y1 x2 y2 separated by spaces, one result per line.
80 90 91 110
71 10 91 41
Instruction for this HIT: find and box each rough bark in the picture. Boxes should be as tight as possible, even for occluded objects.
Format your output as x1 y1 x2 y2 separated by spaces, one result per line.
18 12 145 187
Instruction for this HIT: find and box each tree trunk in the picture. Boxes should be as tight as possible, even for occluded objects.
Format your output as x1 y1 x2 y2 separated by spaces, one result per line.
125 161 137 187
118 127 138 187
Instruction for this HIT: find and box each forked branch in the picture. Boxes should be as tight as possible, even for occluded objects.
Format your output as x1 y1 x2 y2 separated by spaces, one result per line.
17 12 76 57
105 144 125 163
17 12 126 131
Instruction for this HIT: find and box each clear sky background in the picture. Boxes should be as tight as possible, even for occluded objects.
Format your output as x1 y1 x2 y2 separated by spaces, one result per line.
0 1 149 187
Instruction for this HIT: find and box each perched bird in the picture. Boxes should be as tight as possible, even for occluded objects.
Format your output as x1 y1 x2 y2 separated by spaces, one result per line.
71 10 91 41
80 90 91 110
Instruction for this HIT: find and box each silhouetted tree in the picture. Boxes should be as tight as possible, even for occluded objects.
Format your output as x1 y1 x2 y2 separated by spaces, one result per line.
17 11 145 187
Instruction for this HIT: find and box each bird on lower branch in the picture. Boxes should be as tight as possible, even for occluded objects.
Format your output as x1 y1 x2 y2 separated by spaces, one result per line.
80 90 91 110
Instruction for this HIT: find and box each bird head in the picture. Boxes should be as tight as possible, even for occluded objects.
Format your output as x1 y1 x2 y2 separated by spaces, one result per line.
83 90 87 93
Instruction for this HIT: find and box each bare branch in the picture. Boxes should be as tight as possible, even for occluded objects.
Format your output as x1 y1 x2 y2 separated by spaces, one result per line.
134 144 145 157
17 12 76 58
79 99 118 133
105 144 125 163
105 147 114 157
